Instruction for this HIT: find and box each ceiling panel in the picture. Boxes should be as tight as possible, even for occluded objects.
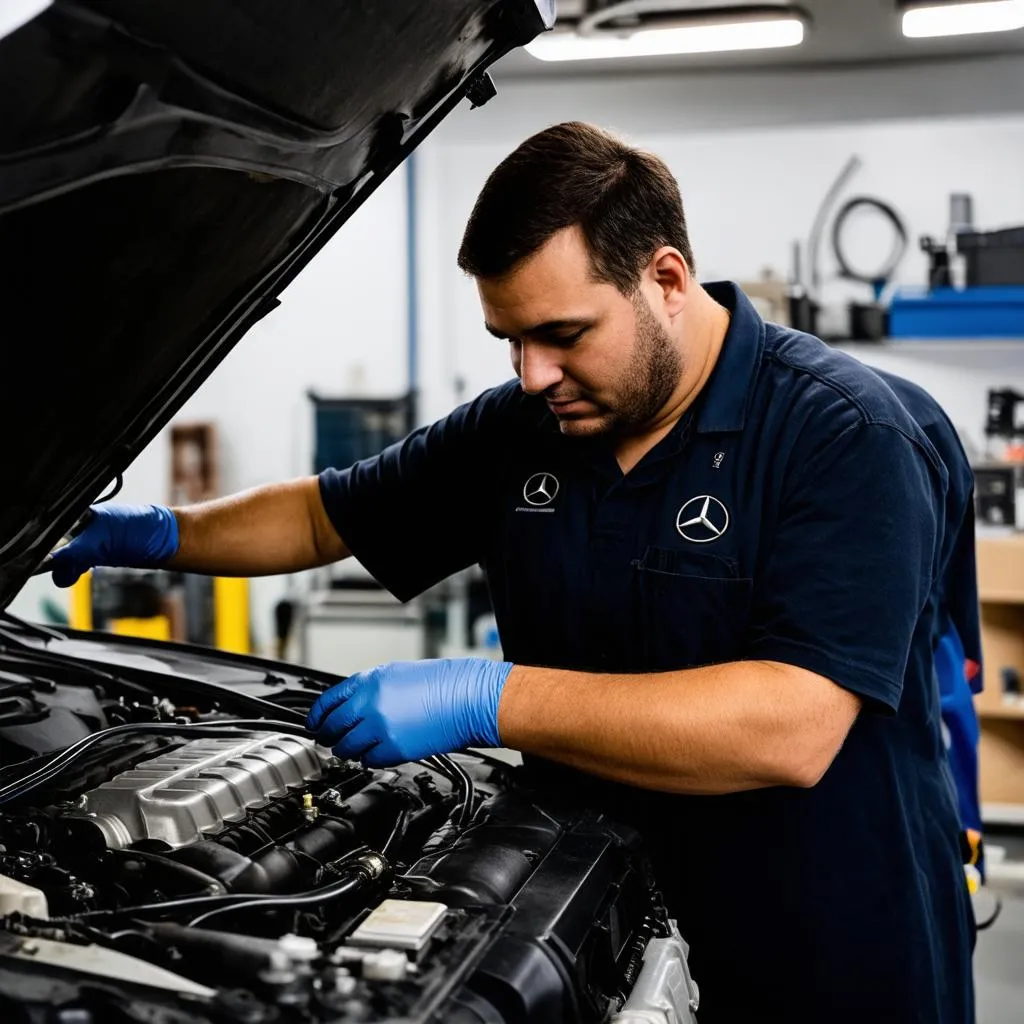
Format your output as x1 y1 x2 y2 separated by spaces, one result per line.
496 0 1024 76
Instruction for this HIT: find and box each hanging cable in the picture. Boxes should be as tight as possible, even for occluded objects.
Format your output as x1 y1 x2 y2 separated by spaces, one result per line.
451 758 476 826
426 754 475 827
831 195 909 290
427 755 470 823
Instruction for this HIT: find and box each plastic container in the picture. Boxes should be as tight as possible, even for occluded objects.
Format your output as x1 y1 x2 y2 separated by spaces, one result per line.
888 286 1024 339
957 227 1024 287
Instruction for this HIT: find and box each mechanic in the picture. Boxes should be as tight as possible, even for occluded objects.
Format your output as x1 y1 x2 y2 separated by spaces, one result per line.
50 122 974 1023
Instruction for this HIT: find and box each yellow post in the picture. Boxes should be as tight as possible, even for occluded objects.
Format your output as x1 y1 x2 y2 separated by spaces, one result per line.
111 617 171 641
214 577 250 654
69 572 92 631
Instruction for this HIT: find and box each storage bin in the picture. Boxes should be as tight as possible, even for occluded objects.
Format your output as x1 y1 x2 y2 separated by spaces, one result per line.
888 287 1024 339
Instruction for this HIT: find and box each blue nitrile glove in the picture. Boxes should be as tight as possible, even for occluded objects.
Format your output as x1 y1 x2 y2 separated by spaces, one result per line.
49 505 180 588
305 658 514 768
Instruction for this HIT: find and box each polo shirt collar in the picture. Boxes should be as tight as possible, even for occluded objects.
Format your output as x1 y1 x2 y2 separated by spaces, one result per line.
695 281 766 435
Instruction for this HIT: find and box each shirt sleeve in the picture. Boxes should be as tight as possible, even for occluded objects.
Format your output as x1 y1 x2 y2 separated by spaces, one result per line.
943 491 983 693
317 385 514 602
745 420 943 712
927 413 983 690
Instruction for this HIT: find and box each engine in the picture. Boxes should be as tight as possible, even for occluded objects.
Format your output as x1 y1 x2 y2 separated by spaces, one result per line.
0 702 700 1024
65 733 329 850
46 732 455 904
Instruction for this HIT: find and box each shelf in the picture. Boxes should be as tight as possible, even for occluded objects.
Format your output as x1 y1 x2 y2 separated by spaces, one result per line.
979 721 1024 805
885 338 1024 346
987 859 1024 885
976 532 1024 807
980 590 1024 605
830 338 1024 353
978 705 1024 722
983 803 1024 827
976 538 1024 605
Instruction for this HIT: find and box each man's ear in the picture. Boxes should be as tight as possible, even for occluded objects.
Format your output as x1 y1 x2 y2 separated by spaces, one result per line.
647 247 689 318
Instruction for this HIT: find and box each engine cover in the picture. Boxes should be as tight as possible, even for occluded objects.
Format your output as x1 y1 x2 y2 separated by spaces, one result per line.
65 734 326 849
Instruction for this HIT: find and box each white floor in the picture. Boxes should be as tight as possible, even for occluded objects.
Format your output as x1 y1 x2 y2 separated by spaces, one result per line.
975 885 1023 1024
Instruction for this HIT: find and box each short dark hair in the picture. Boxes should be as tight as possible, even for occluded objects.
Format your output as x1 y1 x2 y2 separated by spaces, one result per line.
457 121 694 293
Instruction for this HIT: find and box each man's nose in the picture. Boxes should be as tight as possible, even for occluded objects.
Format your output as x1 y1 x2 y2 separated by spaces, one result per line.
517 342 563 395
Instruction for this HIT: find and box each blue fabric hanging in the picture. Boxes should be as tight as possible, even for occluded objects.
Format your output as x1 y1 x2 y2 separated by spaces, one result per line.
935 616 983 876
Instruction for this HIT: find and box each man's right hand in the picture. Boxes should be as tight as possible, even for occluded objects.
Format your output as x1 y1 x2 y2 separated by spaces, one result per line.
49 505 180 588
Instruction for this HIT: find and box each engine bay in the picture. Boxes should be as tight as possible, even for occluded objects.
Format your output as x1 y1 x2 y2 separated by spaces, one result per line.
0 619 699 1023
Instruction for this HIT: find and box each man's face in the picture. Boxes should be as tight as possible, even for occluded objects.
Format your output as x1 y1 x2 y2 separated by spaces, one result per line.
478 227 682 438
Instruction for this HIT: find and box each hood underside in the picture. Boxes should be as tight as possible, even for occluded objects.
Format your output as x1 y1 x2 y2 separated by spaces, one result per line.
0 0 554 607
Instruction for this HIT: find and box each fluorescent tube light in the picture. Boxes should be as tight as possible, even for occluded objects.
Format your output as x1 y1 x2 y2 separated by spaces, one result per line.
902 0 1024 38
525 17 806 62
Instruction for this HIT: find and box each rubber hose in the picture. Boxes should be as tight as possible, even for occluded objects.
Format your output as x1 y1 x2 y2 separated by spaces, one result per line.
831 195 908 286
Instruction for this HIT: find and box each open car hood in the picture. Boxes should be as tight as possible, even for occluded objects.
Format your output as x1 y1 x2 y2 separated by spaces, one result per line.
0 0 554 608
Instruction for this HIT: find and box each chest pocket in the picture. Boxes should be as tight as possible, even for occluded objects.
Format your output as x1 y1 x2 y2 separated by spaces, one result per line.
632 546 753 672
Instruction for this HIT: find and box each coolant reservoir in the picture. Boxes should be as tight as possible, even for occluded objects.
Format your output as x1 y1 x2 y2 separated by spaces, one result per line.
0 874 48 918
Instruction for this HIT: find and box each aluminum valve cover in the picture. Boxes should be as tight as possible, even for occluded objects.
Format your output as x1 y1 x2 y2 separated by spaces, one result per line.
67 733 327 849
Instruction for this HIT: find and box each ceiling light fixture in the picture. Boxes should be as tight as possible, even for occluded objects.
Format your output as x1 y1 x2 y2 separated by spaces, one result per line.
901 0 1024 38
525 1 808 62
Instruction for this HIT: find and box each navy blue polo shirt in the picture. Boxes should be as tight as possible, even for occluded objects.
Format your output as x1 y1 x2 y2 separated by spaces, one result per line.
874 370 982 674
874 370 984 846
319 282 975 1024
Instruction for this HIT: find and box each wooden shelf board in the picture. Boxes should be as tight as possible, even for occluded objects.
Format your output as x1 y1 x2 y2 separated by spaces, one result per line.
978 705 1024 721
980 590 1024 605
976 539 1024 605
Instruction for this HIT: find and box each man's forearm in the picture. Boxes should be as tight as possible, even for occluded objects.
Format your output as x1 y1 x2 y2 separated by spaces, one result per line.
496 660 861 795
169 477 348 576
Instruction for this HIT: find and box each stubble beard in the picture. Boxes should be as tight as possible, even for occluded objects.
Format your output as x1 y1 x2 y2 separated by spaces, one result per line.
558 293 682 439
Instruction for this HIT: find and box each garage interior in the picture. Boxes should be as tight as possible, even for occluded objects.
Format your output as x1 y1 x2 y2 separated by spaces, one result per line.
4 1 1024 1021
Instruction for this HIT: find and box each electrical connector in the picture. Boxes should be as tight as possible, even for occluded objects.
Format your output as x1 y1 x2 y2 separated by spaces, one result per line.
302 792 318 823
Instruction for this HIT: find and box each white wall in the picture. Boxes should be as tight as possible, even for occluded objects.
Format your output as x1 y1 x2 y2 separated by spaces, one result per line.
10 170 408 645
415 55 1024 429
143 167 409 502
13 54 1024 647
416 112 1024 431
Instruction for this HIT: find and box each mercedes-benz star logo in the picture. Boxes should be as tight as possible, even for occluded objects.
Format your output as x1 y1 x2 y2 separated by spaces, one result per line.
676 495 730 543
523 472 560 507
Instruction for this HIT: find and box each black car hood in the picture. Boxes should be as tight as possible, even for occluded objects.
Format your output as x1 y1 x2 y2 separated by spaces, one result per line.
0 0 553 608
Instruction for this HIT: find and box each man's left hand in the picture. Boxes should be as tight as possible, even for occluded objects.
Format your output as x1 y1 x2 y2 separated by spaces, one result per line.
305 658 514 767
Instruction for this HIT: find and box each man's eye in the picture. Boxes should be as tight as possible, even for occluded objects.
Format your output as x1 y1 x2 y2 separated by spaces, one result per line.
554 330 585 346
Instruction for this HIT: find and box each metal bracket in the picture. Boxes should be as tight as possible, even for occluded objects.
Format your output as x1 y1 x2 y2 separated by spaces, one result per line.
611 922 700 1023
466 72 498 110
